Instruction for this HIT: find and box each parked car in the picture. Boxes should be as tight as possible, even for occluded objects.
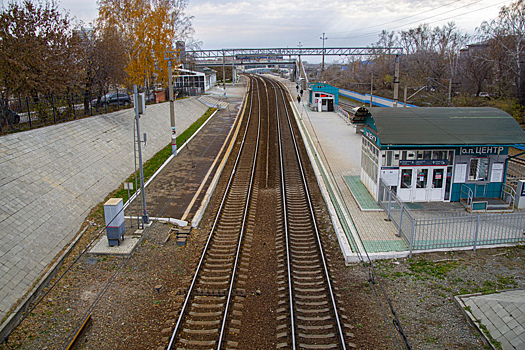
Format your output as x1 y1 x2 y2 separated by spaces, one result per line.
0 101 21 125
479 92 490 98
91 92 131 108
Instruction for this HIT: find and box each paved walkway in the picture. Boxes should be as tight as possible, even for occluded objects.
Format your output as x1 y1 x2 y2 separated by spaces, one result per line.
0 97 207 330
457 289 525 349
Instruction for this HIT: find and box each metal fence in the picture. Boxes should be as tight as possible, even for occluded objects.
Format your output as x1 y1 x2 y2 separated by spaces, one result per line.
378 180 525 256
0 88 146 135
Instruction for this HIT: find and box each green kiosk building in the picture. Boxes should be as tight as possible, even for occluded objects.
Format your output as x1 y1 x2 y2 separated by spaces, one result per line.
359 107 525 210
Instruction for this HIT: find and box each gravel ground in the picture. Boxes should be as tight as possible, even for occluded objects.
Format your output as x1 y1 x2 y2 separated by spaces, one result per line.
2 86 524 349
1 186 524 350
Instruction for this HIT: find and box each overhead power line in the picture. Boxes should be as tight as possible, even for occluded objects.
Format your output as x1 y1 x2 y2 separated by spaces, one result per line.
329 0 465 35
329 0 510 41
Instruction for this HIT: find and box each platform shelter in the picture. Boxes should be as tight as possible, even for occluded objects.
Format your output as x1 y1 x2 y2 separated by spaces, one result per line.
359 107 525 209
307 82 338 112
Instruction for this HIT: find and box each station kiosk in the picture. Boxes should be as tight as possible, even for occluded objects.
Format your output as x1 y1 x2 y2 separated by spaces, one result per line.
308 82 338 112
358 107 525 206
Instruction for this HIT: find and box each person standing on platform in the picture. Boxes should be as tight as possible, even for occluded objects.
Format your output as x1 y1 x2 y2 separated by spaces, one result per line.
300 89 303 97
297 95 301 103
296 84 299 92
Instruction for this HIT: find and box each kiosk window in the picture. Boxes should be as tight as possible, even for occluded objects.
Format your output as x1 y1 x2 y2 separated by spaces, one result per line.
468 158 489 181
432 169 444 188
416 169 428 188
448 151 455 164
432 151 446 160
401 169 412 188
393 151 400 166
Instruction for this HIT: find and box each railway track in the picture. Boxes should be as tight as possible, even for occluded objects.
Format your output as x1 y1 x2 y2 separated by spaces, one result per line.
338 99 358 113
166 74 351 349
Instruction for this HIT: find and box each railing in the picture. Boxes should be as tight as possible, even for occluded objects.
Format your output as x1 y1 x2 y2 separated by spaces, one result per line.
378 180 525 256
501 184 516 207
335 105 351 124
460 184 474 211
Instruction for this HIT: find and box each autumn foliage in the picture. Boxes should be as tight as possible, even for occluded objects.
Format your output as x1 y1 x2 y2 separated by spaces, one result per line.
97 0 194 87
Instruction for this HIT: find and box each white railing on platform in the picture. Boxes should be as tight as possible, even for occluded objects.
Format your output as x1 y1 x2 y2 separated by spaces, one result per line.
335 105 351 124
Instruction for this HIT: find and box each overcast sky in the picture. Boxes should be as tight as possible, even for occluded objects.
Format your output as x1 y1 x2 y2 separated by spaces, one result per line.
59 0 512 61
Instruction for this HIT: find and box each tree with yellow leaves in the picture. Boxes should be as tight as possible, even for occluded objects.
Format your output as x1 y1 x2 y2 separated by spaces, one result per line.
96 0 194 87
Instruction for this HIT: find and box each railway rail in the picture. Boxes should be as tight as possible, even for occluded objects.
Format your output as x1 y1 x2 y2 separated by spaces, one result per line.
166 74 351 349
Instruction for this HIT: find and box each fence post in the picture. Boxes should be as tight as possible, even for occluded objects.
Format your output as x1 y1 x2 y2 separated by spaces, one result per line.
387 188 392 221
473 214 480 252
71 92 75 118
89 91 93 116
398 203 404 237
51 95 56 124
409 217 415 258
26 97 32 129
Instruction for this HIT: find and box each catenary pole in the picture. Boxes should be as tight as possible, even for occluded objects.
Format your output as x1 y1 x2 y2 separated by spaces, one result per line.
168 60 177 155
134 84 149 226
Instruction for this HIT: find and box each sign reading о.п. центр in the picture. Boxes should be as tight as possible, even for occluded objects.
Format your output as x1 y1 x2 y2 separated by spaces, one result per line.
460 146 505 156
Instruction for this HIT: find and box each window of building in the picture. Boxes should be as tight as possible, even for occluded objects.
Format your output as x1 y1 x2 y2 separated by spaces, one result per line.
432 150 446 160
401 169 412 188
468 158 489 181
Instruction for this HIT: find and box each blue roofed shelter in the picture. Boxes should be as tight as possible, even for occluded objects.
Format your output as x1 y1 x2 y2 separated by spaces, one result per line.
359 107 525 210
308 82 339 112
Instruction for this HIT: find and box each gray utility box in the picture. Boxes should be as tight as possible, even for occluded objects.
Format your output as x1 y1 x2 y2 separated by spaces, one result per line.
104 198 126 246
515 180 525 209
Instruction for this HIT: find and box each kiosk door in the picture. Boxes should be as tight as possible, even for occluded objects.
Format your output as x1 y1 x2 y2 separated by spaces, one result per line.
429 168 447 201
397 168 413 202
413 168 429 201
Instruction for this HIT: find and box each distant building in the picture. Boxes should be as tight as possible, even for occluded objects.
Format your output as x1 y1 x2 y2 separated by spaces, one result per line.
171 67 216 96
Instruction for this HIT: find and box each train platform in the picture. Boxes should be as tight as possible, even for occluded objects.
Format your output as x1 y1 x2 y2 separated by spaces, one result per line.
276 76 525 350
275 76 408 261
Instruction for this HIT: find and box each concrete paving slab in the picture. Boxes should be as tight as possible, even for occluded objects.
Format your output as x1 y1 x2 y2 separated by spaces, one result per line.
456 289 525 350
0 97 208 331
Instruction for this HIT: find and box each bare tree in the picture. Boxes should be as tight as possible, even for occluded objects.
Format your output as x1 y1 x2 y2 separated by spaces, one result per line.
76 27 128 113
477 0 525 103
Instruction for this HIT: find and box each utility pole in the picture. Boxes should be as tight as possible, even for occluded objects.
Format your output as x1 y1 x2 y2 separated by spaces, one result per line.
134 84 149 226
448 78 452 106
370 74 374 107
298 42 303 88
167 59 177 155
222 50 226 90
393 55 400 107
320 33 328 80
